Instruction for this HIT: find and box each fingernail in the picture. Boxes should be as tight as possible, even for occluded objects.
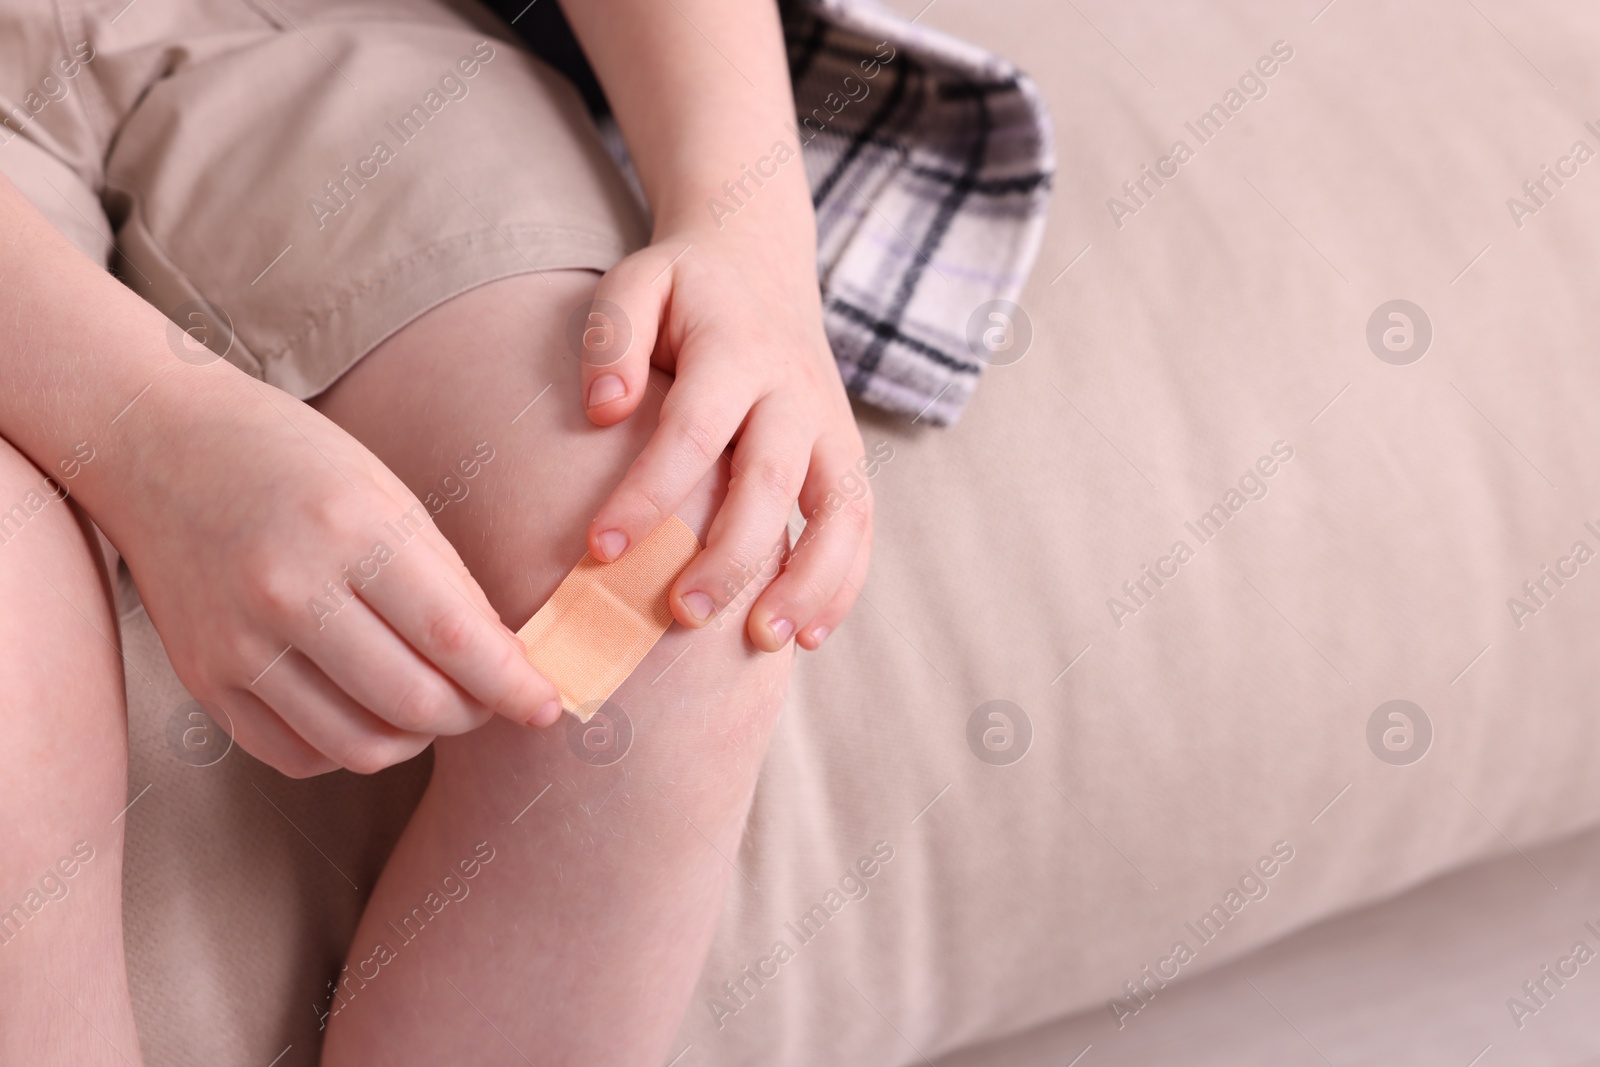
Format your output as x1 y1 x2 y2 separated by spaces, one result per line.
587 374 626 408
532 699 562 727
596 530 627 561
681 590 714 623
768 618 794 646
808 625 830 646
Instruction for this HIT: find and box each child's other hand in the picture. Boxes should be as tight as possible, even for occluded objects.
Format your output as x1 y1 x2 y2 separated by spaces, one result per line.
579 220 872 653
111 374 562 778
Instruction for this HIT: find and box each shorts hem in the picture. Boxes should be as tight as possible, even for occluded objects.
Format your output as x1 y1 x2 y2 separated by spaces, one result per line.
251 223 631 399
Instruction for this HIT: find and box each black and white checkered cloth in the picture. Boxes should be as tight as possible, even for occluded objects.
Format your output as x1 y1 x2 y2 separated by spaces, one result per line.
786 0 1054 425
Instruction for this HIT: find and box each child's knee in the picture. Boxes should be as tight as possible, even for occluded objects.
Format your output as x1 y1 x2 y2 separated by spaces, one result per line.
436 374 785 774
466 366 731 630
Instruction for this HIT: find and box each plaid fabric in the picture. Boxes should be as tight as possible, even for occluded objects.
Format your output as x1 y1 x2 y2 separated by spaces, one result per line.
784 0 1054 425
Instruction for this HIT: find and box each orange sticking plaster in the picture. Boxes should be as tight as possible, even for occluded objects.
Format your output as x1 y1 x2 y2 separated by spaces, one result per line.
515 515 700 722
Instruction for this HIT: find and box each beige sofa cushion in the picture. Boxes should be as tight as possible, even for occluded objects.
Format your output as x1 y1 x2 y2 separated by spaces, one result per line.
931 823 1600 1066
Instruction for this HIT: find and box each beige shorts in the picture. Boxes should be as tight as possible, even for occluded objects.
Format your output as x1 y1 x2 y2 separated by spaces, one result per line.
0 0 646 398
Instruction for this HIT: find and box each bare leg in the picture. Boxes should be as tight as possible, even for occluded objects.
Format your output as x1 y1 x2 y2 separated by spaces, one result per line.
0 439 141 1066
317 273 790 1066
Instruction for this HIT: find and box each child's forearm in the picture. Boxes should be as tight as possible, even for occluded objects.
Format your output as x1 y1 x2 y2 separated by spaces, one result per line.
557 0 814 243
0 176 203 534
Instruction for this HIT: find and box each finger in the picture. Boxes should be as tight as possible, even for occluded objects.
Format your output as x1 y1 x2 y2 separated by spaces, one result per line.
586 363 747 563
796 521 872 650
296 593 494 736
220 688 340 779
254 649 435 775
385 498 515 635
747 440 872 651
580 245 675 426
670 400 807 628
348 534 563 727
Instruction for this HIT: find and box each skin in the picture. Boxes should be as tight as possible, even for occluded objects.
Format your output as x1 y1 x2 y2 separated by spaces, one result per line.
0 0 871 1059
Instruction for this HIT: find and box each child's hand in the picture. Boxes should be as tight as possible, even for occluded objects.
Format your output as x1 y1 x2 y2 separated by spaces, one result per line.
108 373 562 777
578 219 872 653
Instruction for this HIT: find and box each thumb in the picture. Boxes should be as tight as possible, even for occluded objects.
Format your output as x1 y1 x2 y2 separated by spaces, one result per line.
579 244 674 426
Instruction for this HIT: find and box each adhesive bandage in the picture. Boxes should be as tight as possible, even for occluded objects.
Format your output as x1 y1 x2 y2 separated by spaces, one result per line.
515 515 700 721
